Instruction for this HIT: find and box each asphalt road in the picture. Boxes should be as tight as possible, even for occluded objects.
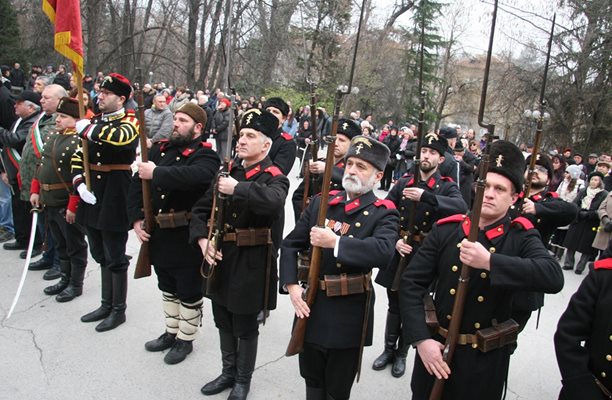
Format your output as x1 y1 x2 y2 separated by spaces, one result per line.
0 160 585 400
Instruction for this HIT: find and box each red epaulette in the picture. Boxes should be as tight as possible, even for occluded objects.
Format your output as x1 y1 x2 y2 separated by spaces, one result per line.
440 176 454 182
511 217 535 230
546 191 559 198
182 148 196 157
329 190 341 196
373 198 396 209
264 165 283 176
200 141 213 149
594 258 612 270
437 214 467 226
281 132 293 141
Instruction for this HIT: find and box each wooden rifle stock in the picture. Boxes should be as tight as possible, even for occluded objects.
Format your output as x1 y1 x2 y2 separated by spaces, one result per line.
134 73 154 279
429 1 498 398
391 11 427 291
301 82 319 213
286 91 342 357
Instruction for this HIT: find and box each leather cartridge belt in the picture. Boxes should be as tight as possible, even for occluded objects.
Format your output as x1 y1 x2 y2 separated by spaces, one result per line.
437 318 519 353
89 163 132 172
399 230 427 243
319 273 370 297
223 228 271 247
41 182 73 191
155 211 191 229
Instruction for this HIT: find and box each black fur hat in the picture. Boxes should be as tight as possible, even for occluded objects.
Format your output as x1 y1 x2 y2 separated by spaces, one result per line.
263 97 290 117
525 152 553 180
346 135 390 172
337 118 361 140
421 132 449 156
240 108 279 138
488 140 525 193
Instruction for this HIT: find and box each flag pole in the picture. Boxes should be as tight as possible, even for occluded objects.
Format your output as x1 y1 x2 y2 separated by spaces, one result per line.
75 70 91 190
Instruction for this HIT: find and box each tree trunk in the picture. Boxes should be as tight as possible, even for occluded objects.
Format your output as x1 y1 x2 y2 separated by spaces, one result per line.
186 0 201 88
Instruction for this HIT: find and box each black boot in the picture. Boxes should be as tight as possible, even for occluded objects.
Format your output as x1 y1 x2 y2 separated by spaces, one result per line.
201 331 237 395
562 250 575 270
391 334 409 378
575 254 589 275
56 263 86 303
81 267 112 322
95 270 127 332
43 263 62 280
228 336 258 400
145 332 176 352
43 260 70 295
306 386 325 400
372 312 400 370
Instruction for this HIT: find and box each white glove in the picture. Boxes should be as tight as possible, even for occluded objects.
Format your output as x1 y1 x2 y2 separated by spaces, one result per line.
75 119 91 134
77 183 97 205
395 153 402 160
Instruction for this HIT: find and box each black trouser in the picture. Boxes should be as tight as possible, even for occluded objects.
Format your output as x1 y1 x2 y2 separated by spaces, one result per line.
38 209 58 265
299 342 360 400
85 226 129 272
381 165 394 189
154 264 203 304
46 206 87 269
386 288 400 314
212 302 258 339
11 183 42 246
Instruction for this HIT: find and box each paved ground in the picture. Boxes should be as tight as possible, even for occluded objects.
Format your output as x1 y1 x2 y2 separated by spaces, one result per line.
0 160 587 399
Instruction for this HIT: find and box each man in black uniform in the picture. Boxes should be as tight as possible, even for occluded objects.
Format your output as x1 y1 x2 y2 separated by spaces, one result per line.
372 132 467 378
190 108 289 400
30 97 88 302
399 140 564 400
510 152 578 331
554 240 612 400
291 118 361 223
263 97 297 175
437 126 461 186
281 135 400 400
128 103 220 364
72 72 140 332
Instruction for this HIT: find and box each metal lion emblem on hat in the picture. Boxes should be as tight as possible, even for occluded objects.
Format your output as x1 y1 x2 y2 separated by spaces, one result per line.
496 155 504 167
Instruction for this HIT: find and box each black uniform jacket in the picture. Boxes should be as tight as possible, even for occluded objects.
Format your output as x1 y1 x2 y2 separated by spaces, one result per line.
280 190 399 349
189 156 289 314
510 190 578 313
269 131 296 175
400 213 564 399
127 138 220 268
0 111 40 184
555 256 612 400
291 159 345 219
72 109 139 231
376 171 467 288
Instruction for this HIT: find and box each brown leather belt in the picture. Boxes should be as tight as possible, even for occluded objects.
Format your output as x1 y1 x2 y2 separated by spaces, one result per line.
437 326 477 346
41 183 73 191
155 212 191 229
89 164 132 172
319 273 370 297
223 228 271 247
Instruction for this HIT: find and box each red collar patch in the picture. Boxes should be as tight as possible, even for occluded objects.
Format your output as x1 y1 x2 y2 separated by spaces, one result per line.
345 198 361 212
336 161 345 168
373 199 396 209
485 224 505 240
427 176 436 189
245 164 262 180
532 193 543 202
328 193 344 206
182 148 196 157
594 258 612 270
281 132 293 141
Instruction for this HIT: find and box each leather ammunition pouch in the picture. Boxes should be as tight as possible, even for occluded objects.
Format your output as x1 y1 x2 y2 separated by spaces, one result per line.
41 182 73 191
319 273 369 297
437 319 519 353
223 228 271 247
155 211 191 229
89 163 132 172
297 251 311 282
423 293 439 333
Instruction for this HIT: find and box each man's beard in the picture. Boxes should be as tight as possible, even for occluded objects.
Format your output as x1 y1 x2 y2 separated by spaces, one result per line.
169 129 195 147
420 162 436 173
531 180 547 190
342 173 377 195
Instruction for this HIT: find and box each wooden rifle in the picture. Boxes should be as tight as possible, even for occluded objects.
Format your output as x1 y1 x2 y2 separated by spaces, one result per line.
134 69 154 279
204 10 235 294
286 0 367 357
391 7 427 291
429 1 498 398
522 15 556 206
301 80 319 213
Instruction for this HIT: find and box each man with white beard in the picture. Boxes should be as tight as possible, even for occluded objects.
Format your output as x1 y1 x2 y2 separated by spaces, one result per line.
280 135 400 400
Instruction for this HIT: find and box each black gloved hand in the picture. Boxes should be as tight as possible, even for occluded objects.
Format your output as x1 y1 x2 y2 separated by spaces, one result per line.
604 221 612 233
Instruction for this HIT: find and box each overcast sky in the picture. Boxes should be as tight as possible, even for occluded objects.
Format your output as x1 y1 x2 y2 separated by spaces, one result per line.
370 0 566 58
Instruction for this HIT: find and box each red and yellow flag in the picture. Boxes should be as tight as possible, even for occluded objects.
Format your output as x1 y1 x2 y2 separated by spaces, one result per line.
42 0 84 77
